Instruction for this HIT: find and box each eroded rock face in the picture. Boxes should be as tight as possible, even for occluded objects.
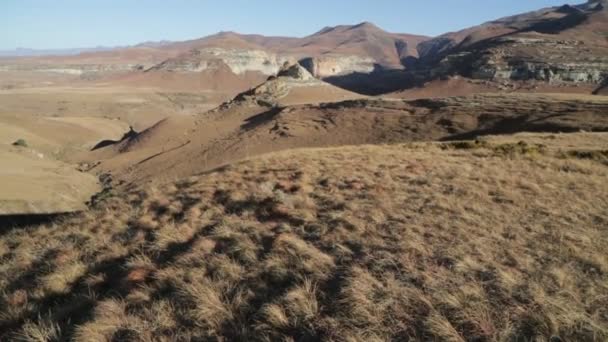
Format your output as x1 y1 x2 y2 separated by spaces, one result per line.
431 38 608 84
412 0 608 88
229 63 327 106
299 55 376 78
150 48 294 75
417 37 457 62
150 50 382 79
276 62 315 81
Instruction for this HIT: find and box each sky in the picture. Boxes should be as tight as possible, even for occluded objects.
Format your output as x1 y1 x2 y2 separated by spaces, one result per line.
0 0 586 50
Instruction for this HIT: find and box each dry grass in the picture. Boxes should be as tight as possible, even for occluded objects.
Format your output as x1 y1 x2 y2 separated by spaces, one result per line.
1 132 607 341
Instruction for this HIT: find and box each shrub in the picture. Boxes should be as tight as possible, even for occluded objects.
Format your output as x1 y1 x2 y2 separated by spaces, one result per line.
12 139 28 147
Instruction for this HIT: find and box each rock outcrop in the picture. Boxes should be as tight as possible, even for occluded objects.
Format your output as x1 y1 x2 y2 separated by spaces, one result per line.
299 55 376 78
433 38 608 83
216 63 361 107
229 63 329 106
594 77 608 95
148 48 294 75
414 0 608 88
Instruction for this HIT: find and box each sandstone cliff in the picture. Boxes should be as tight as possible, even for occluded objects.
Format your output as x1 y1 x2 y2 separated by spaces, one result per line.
299 55 376 78
415 0 608 88
148 48 294 75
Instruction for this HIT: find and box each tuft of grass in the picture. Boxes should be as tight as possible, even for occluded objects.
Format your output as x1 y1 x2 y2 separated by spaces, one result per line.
19 318 62 342
565 149 608 165
441 139 489 150
41 261 86 294
442 140 546 157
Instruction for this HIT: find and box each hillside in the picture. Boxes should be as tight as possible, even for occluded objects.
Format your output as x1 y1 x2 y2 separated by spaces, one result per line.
85 92 608 184
0 110 129 215
1 132 607 340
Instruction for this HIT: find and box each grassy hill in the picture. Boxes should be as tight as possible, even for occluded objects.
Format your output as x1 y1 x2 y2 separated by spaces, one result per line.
1 133 607 341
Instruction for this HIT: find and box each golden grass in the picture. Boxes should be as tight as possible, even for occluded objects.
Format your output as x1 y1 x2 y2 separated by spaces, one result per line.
1 132 607 341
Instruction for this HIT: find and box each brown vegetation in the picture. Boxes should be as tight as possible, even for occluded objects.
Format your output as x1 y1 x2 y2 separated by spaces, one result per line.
1 132 607 341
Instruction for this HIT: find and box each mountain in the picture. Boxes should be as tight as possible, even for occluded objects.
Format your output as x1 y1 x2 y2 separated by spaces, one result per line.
287 22 429 71
162 31 299 52
0 41 174 57
147 23 430 78
415 0 608 87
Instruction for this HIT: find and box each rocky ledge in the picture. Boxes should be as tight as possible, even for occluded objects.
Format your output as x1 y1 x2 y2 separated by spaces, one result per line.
299 55 376 78
148 48 294 75
431 38 608 85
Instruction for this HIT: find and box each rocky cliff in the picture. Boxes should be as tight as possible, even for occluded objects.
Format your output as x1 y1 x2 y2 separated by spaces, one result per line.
227 63 329 106
414 0 608 88
218 63 361 107
148 22 429 79
433 37 608 83
148 48 294 75
299 55 376 78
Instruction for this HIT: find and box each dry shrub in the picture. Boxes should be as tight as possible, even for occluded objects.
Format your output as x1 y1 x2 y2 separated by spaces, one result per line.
41 261 86 294
180 280 249 335
336 267 430 338
73 300 126 341
264 234 335 284
426 313 466 342
18 318 62 342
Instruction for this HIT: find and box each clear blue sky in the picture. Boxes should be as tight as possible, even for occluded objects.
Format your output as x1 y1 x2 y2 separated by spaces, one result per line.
0 0 585 50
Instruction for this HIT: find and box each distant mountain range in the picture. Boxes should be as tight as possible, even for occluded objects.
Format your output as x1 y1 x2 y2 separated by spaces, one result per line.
0 47 116 57
0 41 173 57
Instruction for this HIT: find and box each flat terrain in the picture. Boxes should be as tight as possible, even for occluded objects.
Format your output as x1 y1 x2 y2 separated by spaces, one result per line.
0 146 100 215
0 86 218 132
1 133 606 341
0 84 220 215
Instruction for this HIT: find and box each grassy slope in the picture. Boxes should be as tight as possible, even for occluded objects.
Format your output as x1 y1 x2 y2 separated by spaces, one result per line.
1 133 607 341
